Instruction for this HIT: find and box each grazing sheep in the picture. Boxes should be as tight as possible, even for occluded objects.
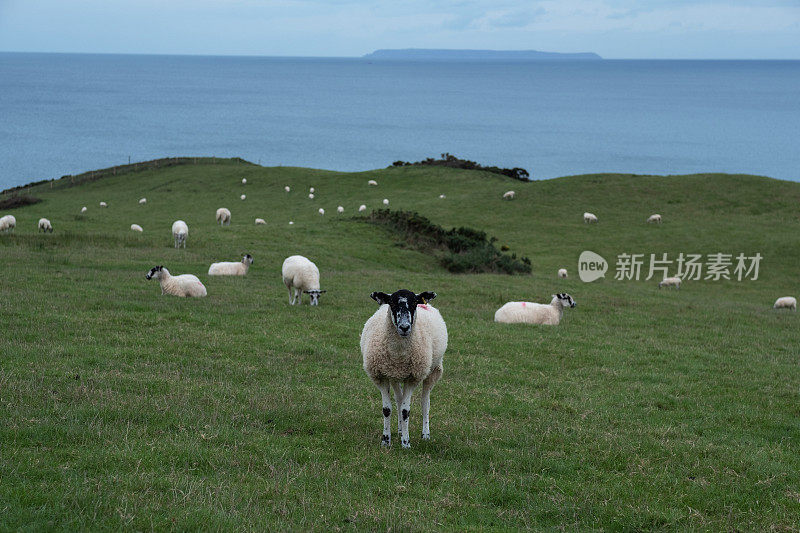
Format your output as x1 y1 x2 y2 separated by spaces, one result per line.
281 255 325 305
216 207 231 226
284 186 290 192
495 293 576 326
208 254 254 276
503 191 515 200
658 277 681 289
558 268 568 279
337 206 344 214
38 218 53 233
139 198 147 205
241 178 247 184
319 208 325 215
145 266 206 297
80 206 87 213
773 296 796 311
310 187 315 193
171 220 188 249
368 180 378 186
359 205 367 212
240 194 246 201
439 194 446 199
131 224 143 232
100 201 107 207
383 199 389 206
361 289 447 448
583 212 598 223
0 215 16 232
647 214 662 224
309 193 315 200
255 218 266 225
288 221 294 225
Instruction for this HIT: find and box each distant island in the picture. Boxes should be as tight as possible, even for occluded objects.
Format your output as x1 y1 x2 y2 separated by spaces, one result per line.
363 49 602 60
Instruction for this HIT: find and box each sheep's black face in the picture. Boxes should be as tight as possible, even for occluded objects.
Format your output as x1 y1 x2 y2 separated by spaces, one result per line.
146 265 163 280
370 289 437 337
304 289 326 306
555 293 576 308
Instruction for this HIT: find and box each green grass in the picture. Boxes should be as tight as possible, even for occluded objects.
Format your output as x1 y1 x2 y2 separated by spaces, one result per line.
2 160 800 530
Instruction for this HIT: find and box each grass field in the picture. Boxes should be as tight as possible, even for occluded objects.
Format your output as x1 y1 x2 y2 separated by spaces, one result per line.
1 159 799 530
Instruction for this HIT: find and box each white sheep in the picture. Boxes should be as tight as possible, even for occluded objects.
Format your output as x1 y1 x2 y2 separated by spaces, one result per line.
368 180 378 186
99 201 107 207
289 221 294 225
139 198 147 205
773 296 796 311
0 215 16 232
310 187 315 193
80 206 87 213
318 208 325 215
38 218 53 233
658 277 681 289
495 293 576 326
285 186 291 192
439 194 446 199
145 265 206 297
583 212 598 223
361 290 447 448
131 224 143 232
281 255 325 305
240 194 246 201
382 199 389 206
216 207 231 226
241 178 247 184
171 220 188 248
309 193 315 200
359 205 367 212
503 191 515 200
337 206 344 214
255 218 266 225
208 254 253 276
558 268 568 279
647 214 662 224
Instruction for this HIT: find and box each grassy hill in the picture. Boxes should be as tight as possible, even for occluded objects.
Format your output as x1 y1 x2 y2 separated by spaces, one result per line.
1 159 799 530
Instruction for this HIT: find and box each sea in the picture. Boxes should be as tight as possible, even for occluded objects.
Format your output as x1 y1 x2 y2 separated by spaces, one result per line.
1 52 799 189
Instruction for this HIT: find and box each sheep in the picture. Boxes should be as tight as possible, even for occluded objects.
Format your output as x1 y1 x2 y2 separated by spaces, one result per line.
647 214 662 224
145 265 206 297
368 180 378 186
310 187 315 193
383 199 389 206
285 186 290 192
0 215 16 232
281 255 325 305
289 221 294 225
240 194 246 201
658 277 681 289
494 293 576 326
337 206 344 214
80 206 87 213
583 212 598 223
171 220 188 248
38 218 53 233
216 207 231 226
309 193 315 199
439 194 446 199
558 268 568 279
255 218 266 225
139 198 147 205
99 201 107 207
503 191 515 200
208 254 253 276
241 178 247 184
318 208 325 215
131 224 143 232
773 296 797 311
359 205 367 212
361 289 447 448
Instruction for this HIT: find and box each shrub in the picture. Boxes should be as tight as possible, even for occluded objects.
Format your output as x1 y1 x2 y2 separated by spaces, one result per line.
389 153 530 181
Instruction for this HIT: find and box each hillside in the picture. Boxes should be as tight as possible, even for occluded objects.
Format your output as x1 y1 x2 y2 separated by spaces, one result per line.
1 159 799 530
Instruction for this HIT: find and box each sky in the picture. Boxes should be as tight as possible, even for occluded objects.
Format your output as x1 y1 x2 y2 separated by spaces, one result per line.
0 0 798 59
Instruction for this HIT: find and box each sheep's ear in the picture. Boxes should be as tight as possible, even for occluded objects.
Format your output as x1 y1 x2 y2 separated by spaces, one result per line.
370 292 390 305
417 291 436 304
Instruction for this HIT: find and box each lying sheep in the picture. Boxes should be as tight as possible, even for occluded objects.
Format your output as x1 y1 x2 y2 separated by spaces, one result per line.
281 255 325 305
0 215 16 232
503 191 515 200
131 224 143 232
216 208 231 226
359 205 367 212
439 194 446 199
361 289 447 448
584 212 598 223
284 186 291 192
309 193 315 200
241 178 247 184
38 218 53 233
100 201 107 207
319 208 325 215
171 220 188 248
80 206 87 213
773 296 797 311
145 265 206 297
383 199 389 206
255 218 266 225
368 180 378 186
310 187 315 193
558 268 568 279
208 254 253 276
658 277 681 289
139 198 147 205
240 194 246 201
337 206 344 214
647 214 662 224
495 293 576 326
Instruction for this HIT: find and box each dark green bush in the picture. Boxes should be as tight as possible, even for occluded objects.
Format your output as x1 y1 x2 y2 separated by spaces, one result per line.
390 153 530 181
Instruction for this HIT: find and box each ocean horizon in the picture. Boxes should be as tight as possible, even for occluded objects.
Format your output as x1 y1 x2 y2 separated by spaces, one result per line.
1 51 799 189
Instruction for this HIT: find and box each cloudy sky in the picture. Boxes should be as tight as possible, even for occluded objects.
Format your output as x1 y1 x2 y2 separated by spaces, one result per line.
0 0 798 59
